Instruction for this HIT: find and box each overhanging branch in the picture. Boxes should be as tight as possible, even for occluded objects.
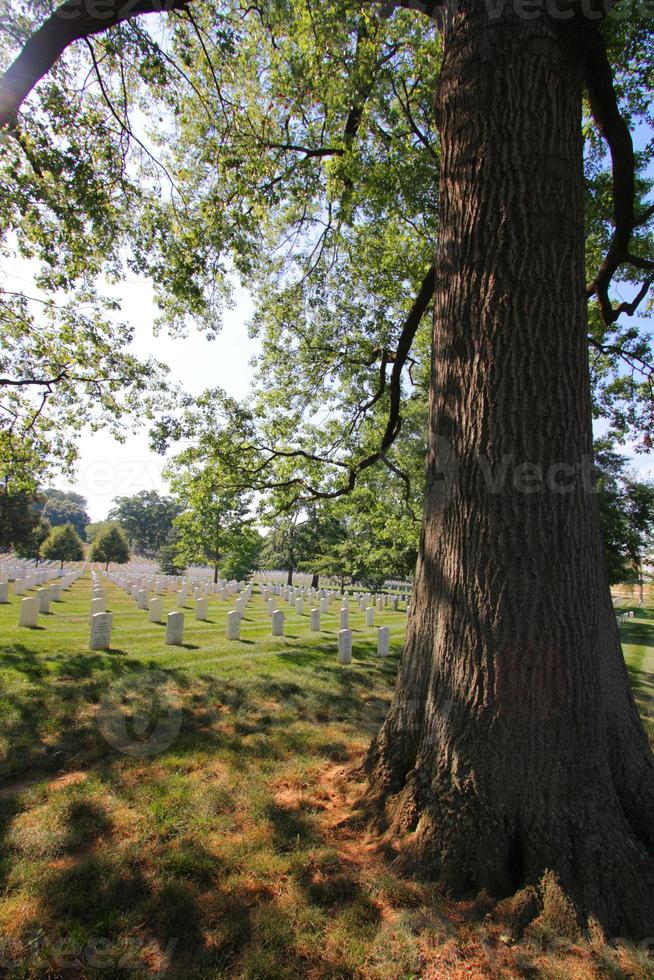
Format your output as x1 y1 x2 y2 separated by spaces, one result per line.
0 0 193 130
240 263 435 507
585 29 654 325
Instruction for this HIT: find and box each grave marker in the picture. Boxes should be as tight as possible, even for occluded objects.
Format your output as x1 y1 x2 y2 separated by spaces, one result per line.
338 629 353 665
166 611 185 645
18 597 38 628
89 612 113 651
149 597 163 623
226 610 241 641
377 626 390 657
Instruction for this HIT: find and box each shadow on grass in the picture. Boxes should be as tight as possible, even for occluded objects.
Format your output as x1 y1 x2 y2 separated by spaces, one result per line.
626 665 654 738
621 620 654 651
0 626 450 977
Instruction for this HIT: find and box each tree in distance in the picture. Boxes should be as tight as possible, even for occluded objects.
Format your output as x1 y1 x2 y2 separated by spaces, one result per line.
41 522 84 569
89 523 130 572
39 489 91 540
108 490 181 557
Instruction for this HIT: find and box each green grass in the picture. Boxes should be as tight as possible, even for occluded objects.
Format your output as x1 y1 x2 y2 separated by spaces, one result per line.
0 577 651 978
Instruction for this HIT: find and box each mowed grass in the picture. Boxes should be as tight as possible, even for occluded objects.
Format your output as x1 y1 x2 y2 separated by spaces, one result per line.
0 577 651 979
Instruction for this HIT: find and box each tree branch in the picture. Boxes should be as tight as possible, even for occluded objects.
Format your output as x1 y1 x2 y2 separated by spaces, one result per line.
585 29 654 324
240 263 435 506
0 0 192 130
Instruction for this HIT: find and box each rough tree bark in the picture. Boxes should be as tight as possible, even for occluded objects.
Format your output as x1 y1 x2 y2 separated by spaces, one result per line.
365 4 654 936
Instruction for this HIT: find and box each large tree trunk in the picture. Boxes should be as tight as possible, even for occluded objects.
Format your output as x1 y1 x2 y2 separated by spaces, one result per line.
365 6 654 936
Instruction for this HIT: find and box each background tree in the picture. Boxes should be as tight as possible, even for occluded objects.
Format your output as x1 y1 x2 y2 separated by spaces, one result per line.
259 511 312 586
108 490 181 557
596 441 654 589
168 460 256 584
84 521 112 544
41 522 84 569
39 489 90 539
89 523 130 571
13 512 51 565
0 486 45 553
157 535 185 576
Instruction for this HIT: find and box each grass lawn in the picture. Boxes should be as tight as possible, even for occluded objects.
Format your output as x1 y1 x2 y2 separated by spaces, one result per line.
0 576 652 978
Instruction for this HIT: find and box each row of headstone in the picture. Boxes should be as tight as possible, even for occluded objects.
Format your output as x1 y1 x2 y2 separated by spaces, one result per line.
337 626 391 662
616 610 635 624
9 563 72 600
16 570 83 629
258 580 407 615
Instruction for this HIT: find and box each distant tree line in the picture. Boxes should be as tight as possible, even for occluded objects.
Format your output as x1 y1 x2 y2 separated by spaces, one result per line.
1 447 651 587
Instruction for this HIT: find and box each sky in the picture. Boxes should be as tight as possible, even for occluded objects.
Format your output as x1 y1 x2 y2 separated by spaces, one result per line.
53 276 260 521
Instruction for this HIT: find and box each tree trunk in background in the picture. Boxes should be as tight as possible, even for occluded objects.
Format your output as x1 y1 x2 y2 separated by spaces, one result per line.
365 5 654 935
311 573 319 589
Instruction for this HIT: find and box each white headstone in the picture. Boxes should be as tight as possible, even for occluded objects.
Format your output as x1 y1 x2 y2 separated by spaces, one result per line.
166 611 185 645
89 612 113 651
339 608 349 630
377 626 390 657
338 629 352 665
195 597 208 621
365 607 375 627
137 590 149 610
37 588 51 614
310 608 321 631
90 596 106 620
267 598 277 616
14 579 26 596
226 610 241 641
18 597 38 628
272 610 284 636
0 582 8 604
320 597 329 614
295 598 304 616
176 590 187 608
149 597 164 623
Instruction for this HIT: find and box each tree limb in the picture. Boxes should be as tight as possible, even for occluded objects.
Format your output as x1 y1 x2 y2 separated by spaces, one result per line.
585 29 654 325
239 263 435 506
0 0 193 130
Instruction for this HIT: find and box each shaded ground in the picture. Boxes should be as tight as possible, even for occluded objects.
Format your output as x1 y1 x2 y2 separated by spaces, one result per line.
0 578 652 978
